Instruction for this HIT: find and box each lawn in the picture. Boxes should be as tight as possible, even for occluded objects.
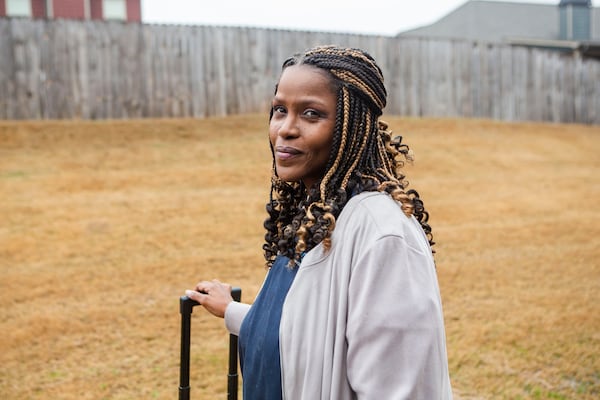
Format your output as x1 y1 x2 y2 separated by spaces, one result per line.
1 115 598 399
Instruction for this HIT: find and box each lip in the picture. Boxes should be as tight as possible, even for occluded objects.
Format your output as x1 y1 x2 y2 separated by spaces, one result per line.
275 145 302 160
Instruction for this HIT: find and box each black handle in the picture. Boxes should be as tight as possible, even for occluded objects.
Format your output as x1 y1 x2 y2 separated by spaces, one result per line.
179 287 242 400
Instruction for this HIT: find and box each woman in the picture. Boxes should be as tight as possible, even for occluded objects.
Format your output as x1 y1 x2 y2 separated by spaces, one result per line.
186 45 453 399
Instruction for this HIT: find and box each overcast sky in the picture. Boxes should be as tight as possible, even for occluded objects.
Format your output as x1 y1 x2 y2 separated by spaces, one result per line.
141 0 599 36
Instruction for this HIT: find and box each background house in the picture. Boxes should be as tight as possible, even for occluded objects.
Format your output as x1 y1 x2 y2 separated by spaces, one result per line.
0 0 141 22
398 0 600 58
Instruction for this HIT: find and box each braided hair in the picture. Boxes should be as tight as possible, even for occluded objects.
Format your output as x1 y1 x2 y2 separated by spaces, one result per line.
263 45 433 268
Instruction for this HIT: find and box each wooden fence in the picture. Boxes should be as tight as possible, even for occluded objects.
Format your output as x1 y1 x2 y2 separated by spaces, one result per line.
0 18 598 124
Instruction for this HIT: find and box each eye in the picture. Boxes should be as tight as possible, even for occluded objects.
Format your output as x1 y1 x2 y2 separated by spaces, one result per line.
303 109 321 119
272 105 286 115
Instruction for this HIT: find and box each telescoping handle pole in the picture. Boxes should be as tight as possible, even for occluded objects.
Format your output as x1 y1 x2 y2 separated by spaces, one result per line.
179 295 196 400
228 288 242 400
179 287 242 400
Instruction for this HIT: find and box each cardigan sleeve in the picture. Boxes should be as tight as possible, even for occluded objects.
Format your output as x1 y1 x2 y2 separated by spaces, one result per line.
224 266 274 336
224 301 251 336
346 233 451 399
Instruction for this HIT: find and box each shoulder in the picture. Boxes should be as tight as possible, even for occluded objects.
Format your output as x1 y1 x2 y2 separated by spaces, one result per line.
340 191 407 235
336 191 430 254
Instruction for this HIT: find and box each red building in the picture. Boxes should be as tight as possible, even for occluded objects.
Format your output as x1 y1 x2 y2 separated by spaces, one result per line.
0 0 141 22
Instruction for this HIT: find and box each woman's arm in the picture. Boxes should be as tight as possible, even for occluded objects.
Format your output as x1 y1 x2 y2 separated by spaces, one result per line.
224 301 251 336
346 234 451 399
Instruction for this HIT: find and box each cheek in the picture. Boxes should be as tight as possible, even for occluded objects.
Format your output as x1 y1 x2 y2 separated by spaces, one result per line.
268 123 278 146
319 130 335 158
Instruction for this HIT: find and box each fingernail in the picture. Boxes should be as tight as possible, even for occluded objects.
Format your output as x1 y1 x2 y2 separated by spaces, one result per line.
185 290 194 296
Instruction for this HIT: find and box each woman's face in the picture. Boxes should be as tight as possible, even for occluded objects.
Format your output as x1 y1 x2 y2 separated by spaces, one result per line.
269 65 337 190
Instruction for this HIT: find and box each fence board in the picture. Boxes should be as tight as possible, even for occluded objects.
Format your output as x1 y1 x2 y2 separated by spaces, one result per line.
0 18 598 124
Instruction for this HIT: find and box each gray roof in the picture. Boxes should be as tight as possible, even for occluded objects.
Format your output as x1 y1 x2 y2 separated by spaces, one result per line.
398 0 600 42
559 0 591 6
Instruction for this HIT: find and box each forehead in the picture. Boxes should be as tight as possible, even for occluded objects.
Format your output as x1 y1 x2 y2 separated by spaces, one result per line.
276 65 336 98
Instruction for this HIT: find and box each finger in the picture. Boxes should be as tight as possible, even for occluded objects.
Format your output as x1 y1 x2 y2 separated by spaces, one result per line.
185 289 206 302
194 281 212 293
210 279 231 292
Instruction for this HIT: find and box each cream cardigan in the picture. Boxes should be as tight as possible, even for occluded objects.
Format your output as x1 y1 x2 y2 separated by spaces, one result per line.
225 191 453 399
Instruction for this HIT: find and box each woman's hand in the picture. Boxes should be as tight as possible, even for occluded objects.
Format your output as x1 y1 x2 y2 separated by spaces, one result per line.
185 279 233 318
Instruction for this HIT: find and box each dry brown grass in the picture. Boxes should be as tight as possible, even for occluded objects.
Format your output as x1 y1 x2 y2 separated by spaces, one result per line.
1 115 598 400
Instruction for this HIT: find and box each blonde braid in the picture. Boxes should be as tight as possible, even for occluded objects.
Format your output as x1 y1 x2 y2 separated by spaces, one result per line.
331 70 384 111
319 86 350 199
340 112 372 190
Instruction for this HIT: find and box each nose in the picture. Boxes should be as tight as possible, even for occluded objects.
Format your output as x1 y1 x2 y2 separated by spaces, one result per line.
277 114 300 139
